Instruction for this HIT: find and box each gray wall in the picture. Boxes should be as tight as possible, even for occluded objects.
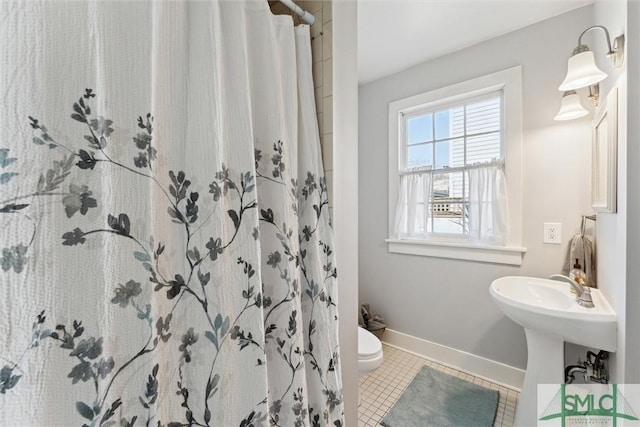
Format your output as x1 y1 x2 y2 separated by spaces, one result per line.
358 6 596 370
591 0 639 383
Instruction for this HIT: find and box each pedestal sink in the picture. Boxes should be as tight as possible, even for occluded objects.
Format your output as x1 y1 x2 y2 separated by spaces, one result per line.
490 276 616 427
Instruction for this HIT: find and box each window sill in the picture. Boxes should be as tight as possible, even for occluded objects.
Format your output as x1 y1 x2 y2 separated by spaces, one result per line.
385 238 527 266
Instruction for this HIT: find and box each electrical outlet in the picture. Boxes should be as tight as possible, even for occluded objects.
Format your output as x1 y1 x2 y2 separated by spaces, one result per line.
543 223 562 244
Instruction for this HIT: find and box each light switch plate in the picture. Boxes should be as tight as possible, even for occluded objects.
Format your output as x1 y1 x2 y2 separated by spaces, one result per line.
543 223 562 244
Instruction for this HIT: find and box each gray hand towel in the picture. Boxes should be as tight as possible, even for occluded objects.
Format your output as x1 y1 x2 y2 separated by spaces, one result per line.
562 234 596 287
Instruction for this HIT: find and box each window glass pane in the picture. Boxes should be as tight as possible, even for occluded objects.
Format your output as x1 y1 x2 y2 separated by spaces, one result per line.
431 172 465 235
435 141 450 169
430 202 464 235
407 115 433 145
466 96 501 135
449 106 465 137
447 138 465 168
447 171 464 198
434 110 450 140
432 172 450 198
432 172 464 199
407 144 433 168
465 132 501 164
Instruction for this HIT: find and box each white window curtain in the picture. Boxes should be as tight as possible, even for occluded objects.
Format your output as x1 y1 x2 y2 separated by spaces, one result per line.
393 172 432 239
467 162 509 244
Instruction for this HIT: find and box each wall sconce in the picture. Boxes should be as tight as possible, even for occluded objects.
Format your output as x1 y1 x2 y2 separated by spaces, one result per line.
554 90 588 121
554 26 624 121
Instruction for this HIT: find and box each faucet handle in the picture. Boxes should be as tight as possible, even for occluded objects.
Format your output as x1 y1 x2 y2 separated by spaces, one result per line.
577 287 595 308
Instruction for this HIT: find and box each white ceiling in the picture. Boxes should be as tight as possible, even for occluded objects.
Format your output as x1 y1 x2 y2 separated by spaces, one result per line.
358 0 593 84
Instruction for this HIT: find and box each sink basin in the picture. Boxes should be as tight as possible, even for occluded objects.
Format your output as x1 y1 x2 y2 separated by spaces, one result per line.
490 276 616 351
490 276 617 426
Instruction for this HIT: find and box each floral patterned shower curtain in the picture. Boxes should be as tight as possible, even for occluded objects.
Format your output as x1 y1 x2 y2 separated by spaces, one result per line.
0 1 343 425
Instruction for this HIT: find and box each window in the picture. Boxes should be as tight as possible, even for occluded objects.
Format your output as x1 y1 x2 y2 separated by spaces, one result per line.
401 93 502 237
387 66 526 265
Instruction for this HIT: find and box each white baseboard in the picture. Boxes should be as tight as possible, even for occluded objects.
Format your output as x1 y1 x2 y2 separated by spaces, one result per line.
382 328 525 391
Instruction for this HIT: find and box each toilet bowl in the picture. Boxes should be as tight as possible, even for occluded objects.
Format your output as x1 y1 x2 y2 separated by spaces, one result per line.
358 326 383 374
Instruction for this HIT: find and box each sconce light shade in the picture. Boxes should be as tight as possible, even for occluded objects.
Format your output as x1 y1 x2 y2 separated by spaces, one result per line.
554 91 588 121
558 47 608 91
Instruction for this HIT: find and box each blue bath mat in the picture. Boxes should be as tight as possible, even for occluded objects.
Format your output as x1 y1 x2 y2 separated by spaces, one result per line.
381 365 499 427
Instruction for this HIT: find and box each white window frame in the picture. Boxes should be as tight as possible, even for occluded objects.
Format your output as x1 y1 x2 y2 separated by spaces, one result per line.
386 66 526 265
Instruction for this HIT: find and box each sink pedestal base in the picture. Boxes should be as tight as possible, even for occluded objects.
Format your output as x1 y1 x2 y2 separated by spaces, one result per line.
514 328 564 427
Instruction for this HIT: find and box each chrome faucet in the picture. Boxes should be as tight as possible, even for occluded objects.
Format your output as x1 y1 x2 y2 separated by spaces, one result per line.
548 274 595 308
548 274 584 295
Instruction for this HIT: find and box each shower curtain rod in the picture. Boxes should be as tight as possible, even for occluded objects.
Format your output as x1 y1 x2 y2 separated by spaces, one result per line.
278 0 315 25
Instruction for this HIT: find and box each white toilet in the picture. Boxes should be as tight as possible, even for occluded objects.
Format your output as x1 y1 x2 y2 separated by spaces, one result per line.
358 326 384 374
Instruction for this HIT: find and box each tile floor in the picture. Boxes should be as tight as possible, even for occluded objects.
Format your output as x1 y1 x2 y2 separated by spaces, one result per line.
358 344 520 427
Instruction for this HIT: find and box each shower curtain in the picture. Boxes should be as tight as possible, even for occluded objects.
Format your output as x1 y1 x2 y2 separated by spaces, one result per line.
0 1 343 426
